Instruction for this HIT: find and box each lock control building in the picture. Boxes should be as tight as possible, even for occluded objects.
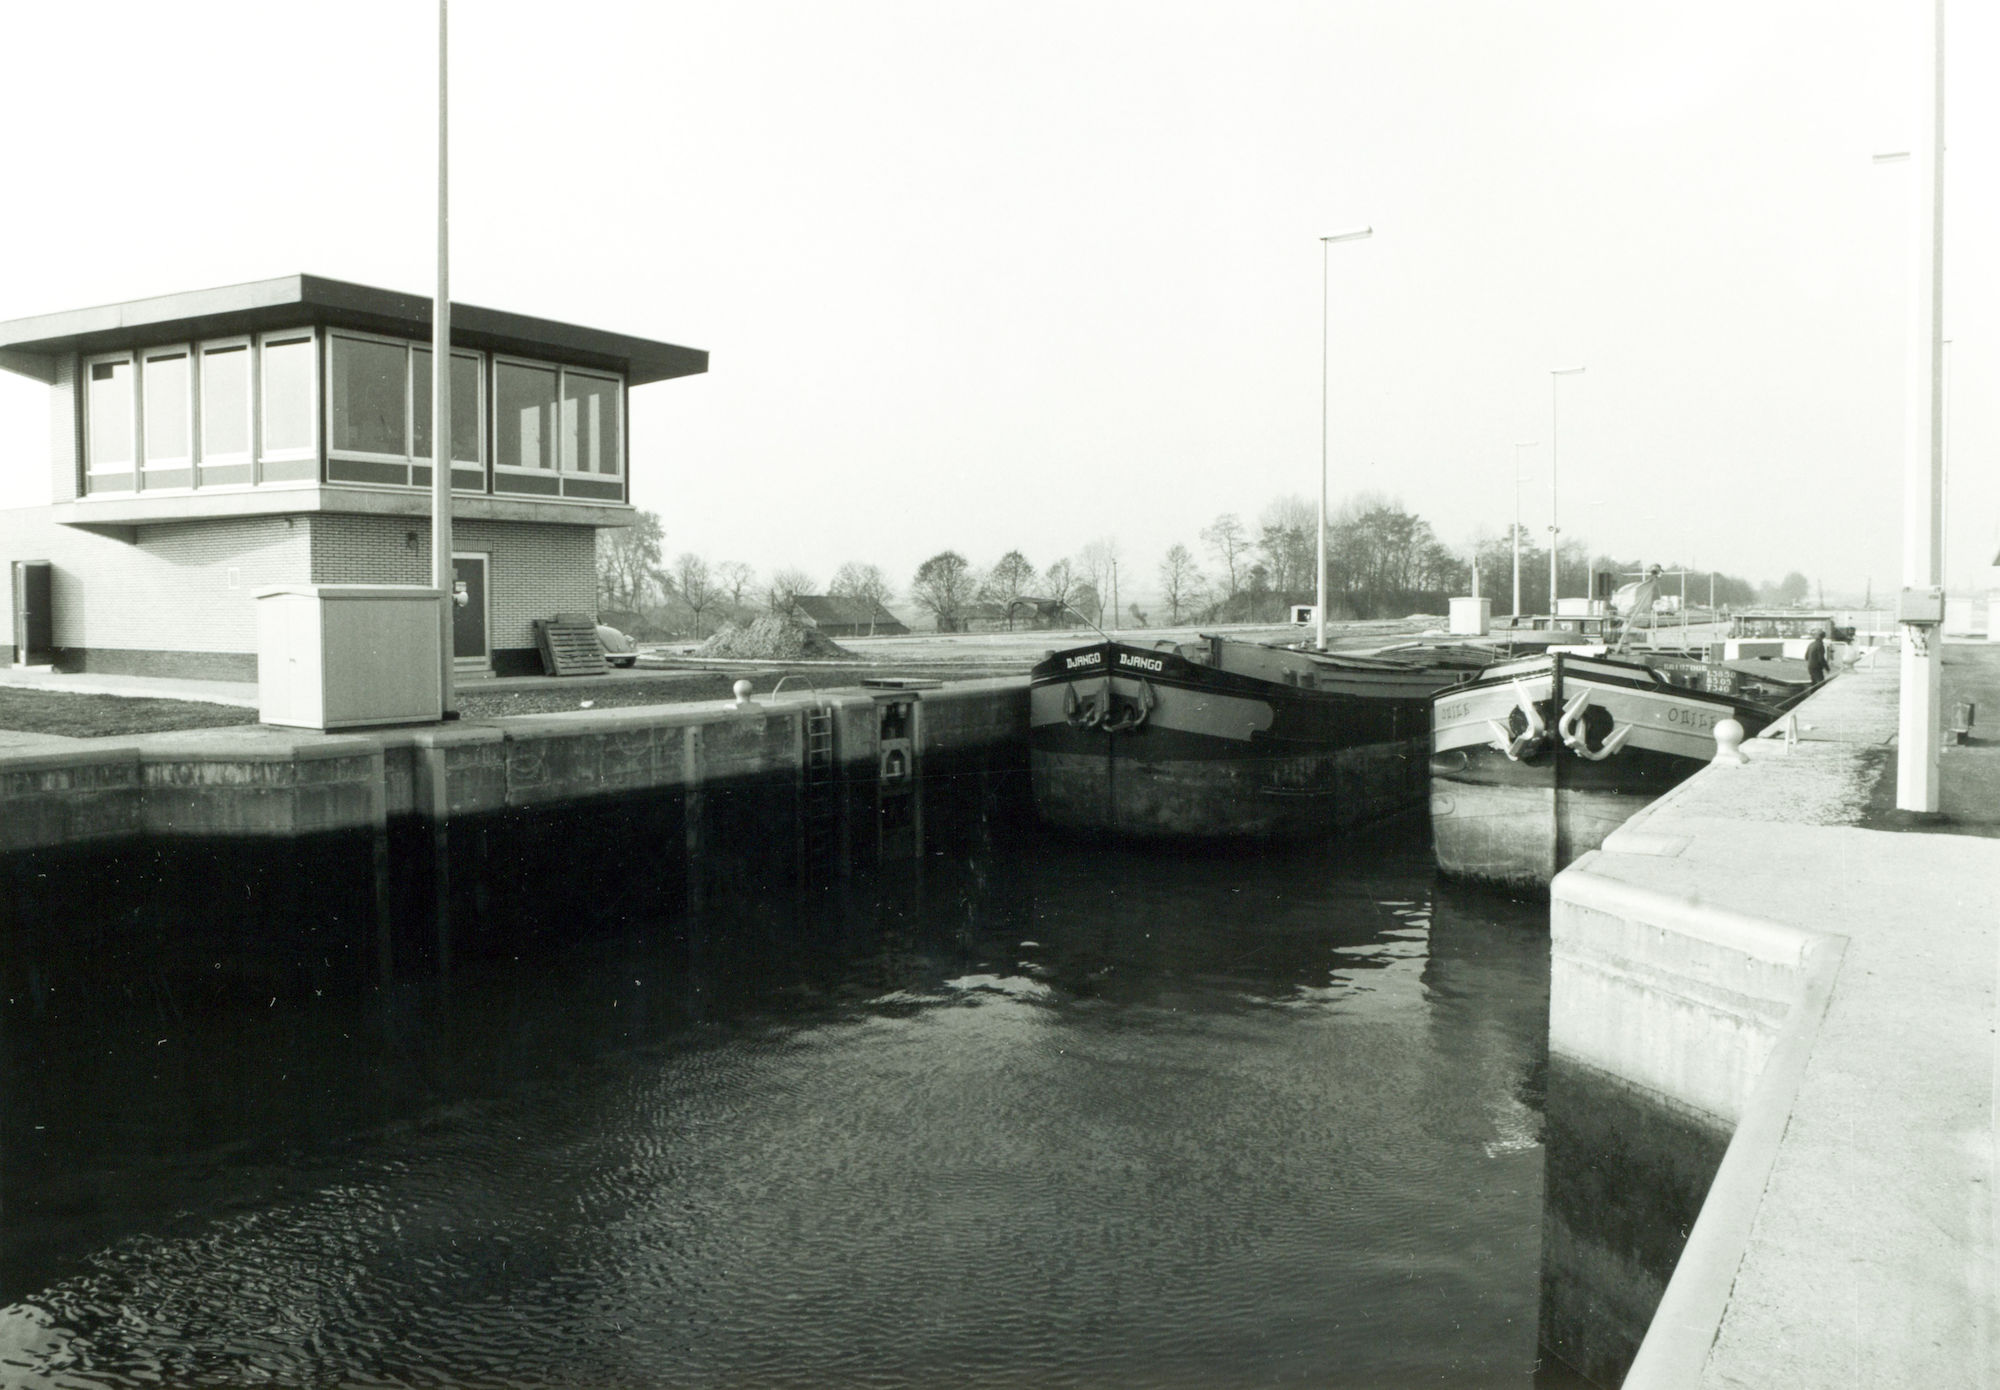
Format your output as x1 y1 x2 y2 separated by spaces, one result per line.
1 275 706 678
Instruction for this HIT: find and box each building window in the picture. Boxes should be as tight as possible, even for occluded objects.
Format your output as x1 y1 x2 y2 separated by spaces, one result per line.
326 330 485 485
83 353 136 472
84 341 267 489
141 346 193 472
560 369 622 476
260 331 317 458
495 359 558 472
412 346 483 465
329 332 408 458
200 340 252 462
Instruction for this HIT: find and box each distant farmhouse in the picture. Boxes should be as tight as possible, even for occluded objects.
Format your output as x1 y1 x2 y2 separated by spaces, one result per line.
952 600 1019 633
0 275 705 677
947 597 1066 633
791 595 908 638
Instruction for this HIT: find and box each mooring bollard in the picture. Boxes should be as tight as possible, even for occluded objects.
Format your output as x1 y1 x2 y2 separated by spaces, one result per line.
1712 717 1748 765
1950 699 1976 745
732 679 756 710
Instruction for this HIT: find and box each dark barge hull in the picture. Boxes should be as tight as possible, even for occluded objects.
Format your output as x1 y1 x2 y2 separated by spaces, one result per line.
1429 650 1783 893
1028 640 1447 841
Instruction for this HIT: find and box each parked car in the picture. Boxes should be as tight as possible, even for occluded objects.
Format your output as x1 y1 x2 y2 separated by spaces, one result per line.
596 624 639 668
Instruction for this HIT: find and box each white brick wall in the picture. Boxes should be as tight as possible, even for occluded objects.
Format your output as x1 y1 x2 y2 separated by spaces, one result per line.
0 505 597 662
0 507 310 655
310 515 597 653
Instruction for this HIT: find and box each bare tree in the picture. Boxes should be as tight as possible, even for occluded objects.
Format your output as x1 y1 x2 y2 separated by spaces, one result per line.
1070 581 1103 625
1256 495 1316 597
983 550 1037 625
1157 543 1205 624
910 551 978 632
828 561 893 606
765 567 815 616
1076 538 1120 601
1200 513 1250 599
715 560 756 608
672 552 719 638
829 561 895 634
1323 495 1468 619
1041 558 1080 622
595 509 668 612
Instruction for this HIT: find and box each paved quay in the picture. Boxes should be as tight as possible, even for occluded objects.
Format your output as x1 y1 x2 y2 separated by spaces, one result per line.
1559 642 1999 1388
0 661 748 712
0 664 258 708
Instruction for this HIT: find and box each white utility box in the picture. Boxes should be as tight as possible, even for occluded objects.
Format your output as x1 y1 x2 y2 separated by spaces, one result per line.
1448 596 1492 636
1554 597 1597 617
255 584 443 729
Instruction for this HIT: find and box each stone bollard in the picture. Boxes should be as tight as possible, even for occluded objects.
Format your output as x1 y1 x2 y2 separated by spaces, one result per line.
1712 717 1748 765
732 679 756 710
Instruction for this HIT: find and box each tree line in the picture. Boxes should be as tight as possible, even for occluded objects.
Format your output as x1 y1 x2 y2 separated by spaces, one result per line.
595 512 824 639
600 500 1788 639
1155 494 1466 624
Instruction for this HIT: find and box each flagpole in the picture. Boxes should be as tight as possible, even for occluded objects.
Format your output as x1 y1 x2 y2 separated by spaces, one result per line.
433 0 456 718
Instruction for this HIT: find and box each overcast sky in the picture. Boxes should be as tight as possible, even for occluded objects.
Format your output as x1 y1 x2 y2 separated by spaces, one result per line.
1 1 1993 604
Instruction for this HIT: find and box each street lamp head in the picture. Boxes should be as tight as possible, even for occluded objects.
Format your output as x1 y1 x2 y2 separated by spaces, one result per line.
1551 365 1586 376
1321 227 1373 243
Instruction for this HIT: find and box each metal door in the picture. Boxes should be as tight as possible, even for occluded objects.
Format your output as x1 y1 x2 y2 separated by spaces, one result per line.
11 560 53 666
451 553 490 670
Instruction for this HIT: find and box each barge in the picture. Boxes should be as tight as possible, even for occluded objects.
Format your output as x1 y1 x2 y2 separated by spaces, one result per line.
1029 635 1474 841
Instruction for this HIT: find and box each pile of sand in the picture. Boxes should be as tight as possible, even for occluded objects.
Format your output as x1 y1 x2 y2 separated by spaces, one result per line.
695 614 856 660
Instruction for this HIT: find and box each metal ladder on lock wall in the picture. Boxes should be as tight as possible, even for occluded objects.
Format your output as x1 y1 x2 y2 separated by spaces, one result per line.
803 706 839 883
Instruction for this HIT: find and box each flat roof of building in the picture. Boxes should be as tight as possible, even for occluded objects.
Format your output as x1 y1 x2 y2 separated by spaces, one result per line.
0 274 708 386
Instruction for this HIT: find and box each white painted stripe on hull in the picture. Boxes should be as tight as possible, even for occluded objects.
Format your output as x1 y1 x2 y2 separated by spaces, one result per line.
1028 674 1274 742
1432 673 1741 762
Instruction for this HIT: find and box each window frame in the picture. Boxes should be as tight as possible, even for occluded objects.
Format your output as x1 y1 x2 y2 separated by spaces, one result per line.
491 353 562 478
557 366 625 480
257 328 320 463
196 336 256 469
412 342 488 474
81 350 139 476
325 327 416 465
139 343 195 475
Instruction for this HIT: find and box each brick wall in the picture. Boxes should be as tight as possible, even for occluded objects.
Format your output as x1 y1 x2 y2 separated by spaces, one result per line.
1 503 596 670
310 514 598 655
0 507 310 656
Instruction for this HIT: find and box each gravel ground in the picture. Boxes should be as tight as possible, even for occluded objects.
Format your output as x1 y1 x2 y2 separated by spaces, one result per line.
0 688 257 738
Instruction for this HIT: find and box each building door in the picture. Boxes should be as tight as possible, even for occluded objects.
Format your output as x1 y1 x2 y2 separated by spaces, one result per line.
452 552 490 674
11 560 53 666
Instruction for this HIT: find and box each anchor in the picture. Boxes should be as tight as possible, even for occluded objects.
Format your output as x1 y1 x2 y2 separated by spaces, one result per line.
1487 680 1551 762
1065 677 1154 734
1064 680 1108 730
1557 690 1633 762
1100 677 1155 734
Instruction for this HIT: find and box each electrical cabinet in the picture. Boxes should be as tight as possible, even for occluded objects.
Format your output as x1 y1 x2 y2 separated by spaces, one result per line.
255 585 443 729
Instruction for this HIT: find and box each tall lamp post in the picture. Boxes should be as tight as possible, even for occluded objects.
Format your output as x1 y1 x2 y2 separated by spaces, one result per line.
1316 226 1373 651
1548 366 1586 612
432 0 456 719
1896 0 1946 812
1512 441 1536 616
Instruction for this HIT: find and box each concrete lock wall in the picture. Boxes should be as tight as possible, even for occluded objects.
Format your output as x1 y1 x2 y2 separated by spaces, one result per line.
0 679 1032 949
1541 866 1833 1384
1549 872 1817 1130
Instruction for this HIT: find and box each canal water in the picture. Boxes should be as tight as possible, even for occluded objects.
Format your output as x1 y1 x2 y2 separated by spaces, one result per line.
2 822 1563 1389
